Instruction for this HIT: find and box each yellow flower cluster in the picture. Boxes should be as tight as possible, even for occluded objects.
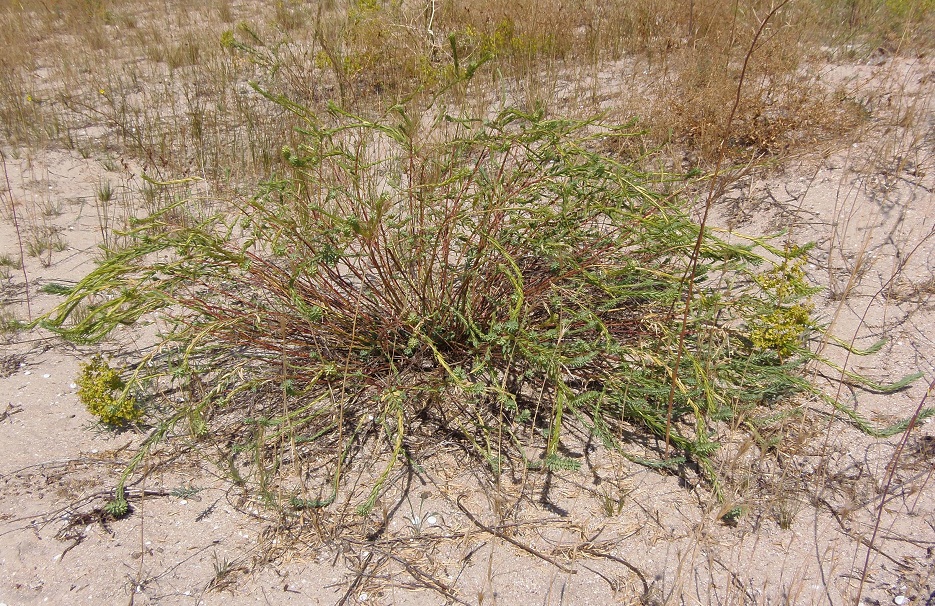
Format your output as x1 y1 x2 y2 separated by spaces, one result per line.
76 355 142 426
750 303 812 358
750 256 813 359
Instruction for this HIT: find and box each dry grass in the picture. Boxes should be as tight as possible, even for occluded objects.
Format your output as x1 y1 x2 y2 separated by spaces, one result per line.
0 0 930 180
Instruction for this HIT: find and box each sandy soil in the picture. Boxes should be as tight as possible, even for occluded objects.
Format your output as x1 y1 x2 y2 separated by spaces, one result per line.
1 54 934 606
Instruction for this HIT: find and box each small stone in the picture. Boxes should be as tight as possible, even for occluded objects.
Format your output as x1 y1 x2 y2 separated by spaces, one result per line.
23 370 31 376
42 373 51 379
894 597 908 606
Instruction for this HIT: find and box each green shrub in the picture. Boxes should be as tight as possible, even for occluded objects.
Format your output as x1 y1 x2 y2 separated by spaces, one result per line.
76 355 142 427
43 99 925 512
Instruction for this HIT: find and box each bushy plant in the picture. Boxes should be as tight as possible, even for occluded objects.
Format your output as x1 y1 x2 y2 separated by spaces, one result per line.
42 99 923 512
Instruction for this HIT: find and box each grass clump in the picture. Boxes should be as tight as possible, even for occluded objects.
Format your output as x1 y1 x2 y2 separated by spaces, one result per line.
40 96 915 512
76 354 142 427
0 253 21 281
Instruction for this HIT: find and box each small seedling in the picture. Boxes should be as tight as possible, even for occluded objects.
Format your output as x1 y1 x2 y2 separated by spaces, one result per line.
104 495 129 517
0 309 21 340
406 490 441 535
170 485 203 499
39 282 74 295
775 498 799 530
0 254 21 280
25 225 67 266
598 485 629 517
208 552 241 591
39 199 64 218
719 505 745 527
96 179 114 203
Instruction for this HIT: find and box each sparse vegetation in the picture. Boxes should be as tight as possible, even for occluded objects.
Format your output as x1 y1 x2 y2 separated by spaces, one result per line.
25 225 67 266
0 253 20 281
0 0 930 184
1 0 933 603
0 308 20 341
